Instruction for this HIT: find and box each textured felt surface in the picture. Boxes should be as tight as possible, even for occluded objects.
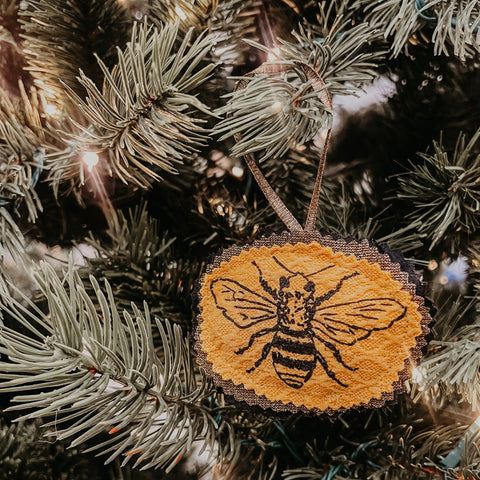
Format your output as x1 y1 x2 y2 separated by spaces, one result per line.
194 233 432 415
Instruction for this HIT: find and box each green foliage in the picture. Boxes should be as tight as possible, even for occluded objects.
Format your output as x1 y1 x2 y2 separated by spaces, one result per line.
80 203 198 327
209 0 261 66
282 421 480 480
359 0 480 59
0 420 111 480
20 0 130 106
261 0 387 96
214 63 332 162
395 128 480 252
0 85 48 222
413 317 480 410
189 183 275 248
148 0 217 32
0 207 25 266
0 261 234 471
66 22 216 188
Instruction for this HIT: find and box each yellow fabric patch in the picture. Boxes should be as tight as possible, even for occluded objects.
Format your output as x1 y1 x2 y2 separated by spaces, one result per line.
198 242 424 412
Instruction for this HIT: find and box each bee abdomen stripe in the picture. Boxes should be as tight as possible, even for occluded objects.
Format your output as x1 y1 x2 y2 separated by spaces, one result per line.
272 352 316 371
273 337 315 355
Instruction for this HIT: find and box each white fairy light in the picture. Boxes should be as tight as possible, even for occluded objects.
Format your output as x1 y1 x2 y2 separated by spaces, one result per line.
82 151 99 172
231 166 244 178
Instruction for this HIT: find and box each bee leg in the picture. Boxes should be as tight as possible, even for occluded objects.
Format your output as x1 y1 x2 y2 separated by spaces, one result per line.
317 337 358 372
235 327 277 355
247 342 273 373
316 353 348 388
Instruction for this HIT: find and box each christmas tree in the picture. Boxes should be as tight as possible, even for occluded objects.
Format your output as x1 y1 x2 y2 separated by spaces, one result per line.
1 0 480 478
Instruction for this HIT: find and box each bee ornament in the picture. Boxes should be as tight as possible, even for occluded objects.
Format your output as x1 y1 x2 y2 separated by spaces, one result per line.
194 62 432 415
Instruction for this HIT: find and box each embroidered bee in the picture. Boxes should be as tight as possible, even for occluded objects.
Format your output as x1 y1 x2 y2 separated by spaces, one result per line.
210 256 407 389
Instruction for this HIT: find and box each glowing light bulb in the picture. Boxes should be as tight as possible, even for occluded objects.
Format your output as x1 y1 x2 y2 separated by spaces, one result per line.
428 259 438 270
267 46 281 61
175 5 187 20
271 101 283 112
231 166 244 178
82 152 99 172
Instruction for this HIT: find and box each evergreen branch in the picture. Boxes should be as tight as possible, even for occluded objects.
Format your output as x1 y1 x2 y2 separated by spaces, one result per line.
148 0 218 32
0 207 26 266
413 318 480 411
188 184 275 248
282 422 479 480
209 0 261 67
358 0 480 59
0 261 233 471
0 419 113 480
66 22 216 189
0 82 84 208
395 128 480 252
214 65 332 162
254 1 387 96
79 202 198 326
19 0 130 106
0 84 50 223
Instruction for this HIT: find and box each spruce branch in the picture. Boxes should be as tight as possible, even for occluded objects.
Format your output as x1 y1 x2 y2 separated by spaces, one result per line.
189 184 274 248
0 207 26 266
0 261 233 471
0 84 51 223
254 0 387 96
80 202 198 327
214 64 332 162
148 0 218 32
209 0 261 67
0 419 113 480
19 0 130 106
358 0 480 59
66 22 216 189
282 422 479 480
395 128 480 252
412 318 480 411
0 82 84 209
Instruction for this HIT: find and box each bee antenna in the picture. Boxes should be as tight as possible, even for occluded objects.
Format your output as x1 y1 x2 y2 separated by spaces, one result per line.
306 265 335 277
272 256 296 274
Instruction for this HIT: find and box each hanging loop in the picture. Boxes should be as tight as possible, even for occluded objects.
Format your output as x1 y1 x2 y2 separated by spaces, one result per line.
233 60 332 233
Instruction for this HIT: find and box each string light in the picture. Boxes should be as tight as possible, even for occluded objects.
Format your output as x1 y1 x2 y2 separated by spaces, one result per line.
175 5 187 21
82 152 99 172
428 259 438 270
267 46 281 61
439 275 449 285
231 166 244 178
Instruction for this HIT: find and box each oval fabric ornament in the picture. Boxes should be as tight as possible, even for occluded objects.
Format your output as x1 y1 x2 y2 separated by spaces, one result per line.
194 61 433 415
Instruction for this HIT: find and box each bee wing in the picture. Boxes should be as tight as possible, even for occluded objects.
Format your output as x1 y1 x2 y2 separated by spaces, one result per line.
210 278 277 328
312 298 407 345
